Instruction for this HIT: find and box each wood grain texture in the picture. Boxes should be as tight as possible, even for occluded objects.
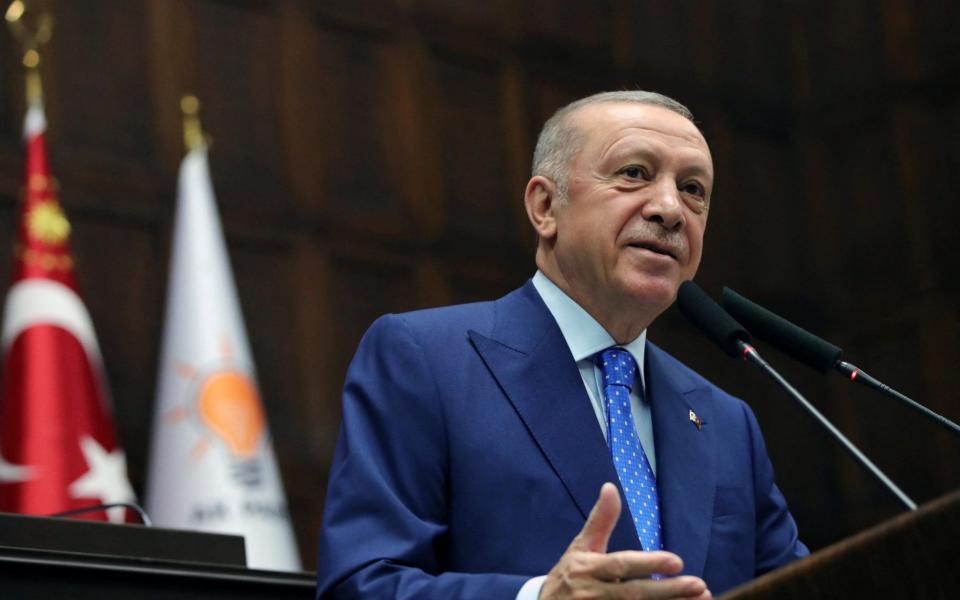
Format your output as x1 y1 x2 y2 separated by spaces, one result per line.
718 491 960 599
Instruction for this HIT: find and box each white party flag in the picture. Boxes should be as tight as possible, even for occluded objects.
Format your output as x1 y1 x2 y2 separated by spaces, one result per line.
145 146 300 571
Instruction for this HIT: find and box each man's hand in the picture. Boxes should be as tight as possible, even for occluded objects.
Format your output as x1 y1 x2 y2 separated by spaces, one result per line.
540 483 711 599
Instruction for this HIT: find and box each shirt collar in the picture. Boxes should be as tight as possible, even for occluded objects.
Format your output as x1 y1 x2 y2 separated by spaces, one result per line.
532 270 647 383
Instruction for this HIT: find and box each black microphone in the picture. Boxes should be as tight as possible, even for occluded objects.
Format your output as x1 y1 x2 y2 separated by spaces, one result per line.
677 280 751 357
677 281 917 511
720 287 960 437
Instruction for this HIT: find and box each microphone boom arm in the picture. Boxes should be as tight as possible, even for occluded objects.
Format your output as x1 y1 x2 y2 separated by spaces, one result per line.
836 361 960 436
740 341 918 511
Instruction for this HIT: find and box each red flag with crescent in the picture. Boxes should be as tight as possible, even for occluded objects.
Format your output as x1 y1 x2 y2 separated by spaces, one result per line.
0 103 134 522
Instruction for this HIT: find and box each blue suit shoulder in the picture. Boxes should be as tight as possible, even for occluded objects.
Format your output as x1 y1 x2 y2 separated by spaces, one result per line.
362 283 535 355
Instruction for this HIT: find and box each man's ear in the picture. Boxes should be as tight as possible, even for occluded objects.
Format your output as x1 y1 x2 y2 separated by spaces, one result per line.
524 175 559 240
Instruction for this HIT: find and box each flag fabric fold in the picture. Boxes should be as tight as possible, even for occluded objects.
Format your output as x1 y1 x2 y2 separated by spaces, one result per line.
0 102 134 523
145 146 300 571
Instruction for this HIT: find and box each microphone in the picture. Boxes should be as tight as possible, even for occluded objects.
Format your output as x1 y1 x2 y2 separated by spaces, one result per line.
677 281 917 511
676 280 751 357
720 287 960 436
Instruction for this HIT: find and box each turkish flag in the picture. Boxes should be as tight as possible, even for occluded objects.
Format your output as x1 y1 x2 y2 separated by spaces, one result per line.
0 103 134 523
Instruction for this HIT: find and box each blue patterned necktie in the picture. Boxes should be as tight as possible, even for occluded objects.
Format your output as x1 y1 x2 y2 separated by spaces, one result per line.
597 347 663 552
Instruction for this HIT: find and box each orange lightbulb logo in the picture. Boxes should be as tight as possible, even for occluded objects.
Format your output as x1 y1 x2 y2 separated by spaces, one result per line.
197 371 265 458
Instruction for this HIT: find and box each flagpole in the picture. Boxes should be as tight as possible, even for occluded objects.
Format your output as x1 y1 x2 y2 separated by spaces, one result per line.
5 0 53 107
181 94 205 152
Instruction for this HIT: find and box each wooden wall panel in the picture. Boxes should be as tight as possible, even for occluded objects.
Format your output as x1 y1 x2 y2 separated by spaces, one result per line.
817 116 913 314
312 30 404 223
699 128 809 299
314 0 401 34
431 54 511 244
799 1 889 102
913 0 960 76
414 0 504 52
276 2 330 218
712 2 793 104
0 202 17 301
189 2 290 227
0 28 16 143
929 99 960 294
522 0 612 55
45 0 155 164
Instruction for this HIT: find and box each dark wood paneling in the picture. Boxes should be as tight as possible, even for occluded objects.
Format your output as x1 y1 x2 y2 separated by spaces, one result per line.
817 114 914 314
929 98 960 294
314 0 401 35
311 29 405 224
913 0 960 77
188 1 291 228
522 0 613 54
413 0 505 56
45 0 156 164
798 1 889 103
0 27 16 143
702 127 808 299
431 54 510 244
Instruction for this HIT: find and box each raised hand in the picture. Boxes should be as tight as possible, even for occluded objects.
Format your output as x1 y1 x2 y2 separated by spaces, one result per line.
540 483 711 600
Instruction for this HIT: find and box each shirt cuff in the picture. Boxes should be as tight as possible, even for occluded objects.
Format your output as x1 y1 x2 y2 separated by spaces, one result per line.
516 575 547 600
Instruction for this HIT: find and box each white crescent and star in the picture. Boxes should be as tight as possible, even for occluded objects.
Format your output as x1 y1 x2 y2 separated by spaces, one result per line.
69 435 135 523
1 435 134 523
0 451 35 483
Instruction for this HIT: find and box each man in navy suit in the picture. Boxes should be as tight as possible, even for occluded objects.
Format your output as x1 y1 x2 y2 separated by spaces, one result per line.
316 91 808 599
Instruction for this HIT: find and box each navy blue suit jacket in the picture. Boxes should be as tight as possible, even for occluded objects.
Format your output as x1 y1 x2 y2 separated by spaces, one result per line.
316 282 807 598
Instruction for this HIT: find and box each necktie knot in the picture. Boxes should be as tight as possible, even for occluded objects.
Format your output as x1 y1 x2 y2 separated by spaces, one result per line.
597 347 637 391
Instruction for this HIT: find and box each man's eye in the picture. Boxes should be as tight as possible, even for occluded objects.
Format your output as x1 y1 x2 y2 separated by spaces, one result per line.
620 166 648 179
681 181 706 197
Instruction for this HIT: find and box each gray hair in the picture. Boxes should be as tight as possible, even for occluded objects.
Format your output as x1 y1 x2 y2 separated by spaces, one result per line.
531 91 695 199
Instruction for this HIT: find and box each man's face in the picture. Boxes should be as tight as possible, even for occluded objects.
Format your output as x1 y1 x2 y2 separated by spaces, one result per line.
550 102 714 322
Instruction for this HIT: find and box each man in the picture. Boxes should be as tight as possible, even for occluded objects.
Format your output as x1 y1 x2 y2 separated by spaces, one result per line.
316 91 808 599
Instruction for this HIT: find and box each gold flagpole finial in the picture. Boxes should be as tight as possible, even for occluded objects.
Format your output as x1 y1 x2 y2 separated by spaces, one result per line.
6 1 53 106
181 94 205 152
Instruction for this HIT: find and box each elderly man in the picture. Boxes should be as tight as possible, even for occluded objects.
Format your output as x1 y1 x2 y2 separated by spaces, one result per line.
316 91 808 599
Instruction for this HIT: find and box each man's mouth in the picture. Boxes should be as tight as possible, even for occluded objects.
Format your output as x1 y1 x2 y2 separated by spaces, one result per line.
627 242 678 260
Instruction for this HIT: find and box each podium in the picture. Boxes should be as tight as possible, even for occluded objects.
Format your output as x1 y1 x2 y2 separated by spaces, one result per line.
4 493 959 599
719 490 960 599
0 513 315 599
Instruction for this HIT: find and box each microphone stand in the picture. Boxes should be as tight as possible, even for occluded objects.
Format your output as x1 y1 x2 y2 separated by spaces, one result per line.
740 341 917 511
836 361 960 436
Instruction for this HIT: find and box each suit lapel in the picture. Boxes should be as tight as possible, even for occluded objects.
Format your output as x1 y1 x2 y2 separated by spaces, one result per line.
468 283 640 552
647 344 716 578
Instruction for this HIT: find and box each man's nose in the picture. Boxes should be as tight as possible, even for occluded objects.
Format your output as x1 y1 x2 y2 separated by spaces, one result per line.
641 179 685 231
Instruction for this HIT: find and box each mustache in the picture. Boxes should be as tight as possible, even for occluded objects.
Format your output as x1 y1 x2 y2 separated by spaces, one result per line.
622 225 687 260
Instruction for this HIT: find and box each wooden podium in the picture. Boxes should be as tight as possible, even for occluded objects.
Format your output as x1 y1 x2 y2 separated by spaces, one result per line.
3 493 959 599
0 513 315 599
719 490 960 599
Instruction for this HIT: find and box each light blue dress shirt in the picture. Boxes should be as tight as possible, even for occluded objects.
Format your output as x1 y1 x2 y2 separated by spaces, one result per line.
516 271 657 600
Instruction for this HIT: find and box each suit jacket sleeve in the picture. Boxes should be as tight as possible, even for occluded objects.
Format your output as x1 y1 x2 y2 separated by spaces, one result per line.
316 314 529 599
